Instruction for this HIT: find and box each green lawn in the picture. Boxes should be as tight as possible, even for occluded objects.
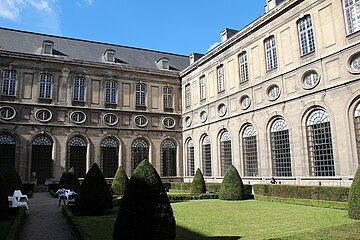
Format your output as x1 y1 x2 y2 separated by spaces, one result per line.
0 217 15 240
72 200 359 240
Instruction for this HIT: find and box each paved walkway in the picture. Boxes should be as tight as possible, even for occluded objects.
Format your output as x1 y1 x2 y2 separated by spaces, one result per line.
17 192 74 240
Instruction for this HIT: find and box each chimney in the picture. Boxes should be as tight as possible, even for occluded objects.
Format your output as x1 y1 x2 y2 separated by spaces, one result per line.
189 52 204 65
220 28 238 43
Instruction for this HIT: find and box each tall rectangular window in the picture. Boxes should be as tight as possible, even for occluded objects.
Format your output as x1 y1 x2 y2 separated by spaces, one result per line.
2 70 17 96
239 52 249 83
105 80 117 104
39 73 53 99
199 75 206 101
135 83 146 106
343 0 360 34
298 15 315 56
185 84 191 107
217 65 225 93
265 36 278 70
163 86 173 109
73 77 86 101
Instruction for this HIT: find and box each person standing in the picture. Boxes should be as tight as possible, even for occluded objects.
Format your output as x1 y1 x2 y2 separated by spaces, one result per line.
55 186 66 207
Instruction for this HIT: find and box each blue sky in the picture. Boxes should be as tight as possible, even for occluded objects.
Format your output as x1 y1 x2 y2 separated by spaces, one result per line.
0 0 265 55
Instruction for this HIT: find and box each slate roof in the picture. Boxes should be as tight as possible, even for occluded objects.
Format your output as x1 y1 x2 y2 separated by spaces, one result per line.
0 27 189 71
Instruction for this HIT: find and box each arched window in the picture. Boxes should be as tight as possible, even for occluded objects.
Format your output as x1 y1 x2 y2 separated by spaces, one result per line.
202 135 212 176
270 119 292 177
242 125 259 177
187 139 194 176
220 130 232 176
67 136 87 178
0 134 16 173
264 36 278 70
161 139 177 177
307 109 335 176
101 138 119 178
32 135 53 183
354 103 360 164
131 138 149 172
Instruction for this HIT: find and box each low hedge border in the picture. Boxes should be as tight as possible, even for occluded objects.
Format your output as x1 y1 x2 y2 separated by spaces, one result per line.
61 205 89 240
5 207 26 240
255 195 348 210
168 182 253 196
168 193 219 201
253 184 350 202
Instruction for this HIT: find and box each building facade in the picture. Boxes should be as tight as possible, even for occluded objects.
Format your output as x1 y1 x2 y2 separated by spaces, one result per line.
181 0 360 186
1 0 360 186
0 29 188 183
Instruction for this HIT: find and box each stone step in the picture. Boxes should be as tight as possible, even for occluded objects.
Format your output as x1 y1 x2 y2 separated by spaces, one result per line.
34 184 48 192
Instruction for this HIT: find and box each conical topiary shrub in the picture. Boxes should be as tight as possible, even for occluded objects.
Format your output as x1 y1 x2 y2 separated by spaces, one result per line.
64 167 80 192
59 171 68 186
77 163 113 214
0 176 9 221
191 168 206 194
113 160 176 240
3 167 23 196
349 164 360 219
219 165 245 200
111 166 128 196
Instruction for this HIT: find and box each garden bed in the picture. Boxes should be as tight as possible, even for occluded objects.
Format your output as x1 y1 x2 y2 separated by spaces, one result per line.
0 207 26 240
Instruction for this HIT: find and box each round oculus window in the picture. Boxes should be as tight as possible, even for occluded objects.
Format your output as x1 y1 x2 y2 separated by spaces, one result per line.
134 115 148 127
218 104 227 117
35 109 52 122
163 117 176 128
351 54 360 71
303 71 320 88
200 110 207 123
267 85 280 100
0 106 16 120
70 111 86 124
104 113 118 126
185 116 192 127
240 95 251 109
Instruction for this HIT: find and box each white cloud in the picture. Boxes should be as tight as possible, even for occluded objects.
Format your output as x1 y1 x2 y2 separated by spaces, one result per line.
0 0 53 20
84 0 93 5
207 42 220 52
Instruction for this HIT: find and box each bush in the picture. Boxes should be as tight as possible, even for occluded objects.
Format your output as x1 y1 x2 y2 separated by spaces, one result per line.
77 163 113 214
0 176 9 221
2 167 23 196
349 165 360 219
253 184 350 202
64 167 80 192
219 165 245 200
170 182 191 191
113 160 175 240
111 166 128 196
191 168 206 194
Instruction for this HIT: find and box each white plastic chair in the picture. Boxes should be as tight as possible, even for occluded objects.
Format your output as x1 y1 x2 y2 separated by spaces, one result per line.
13 190 28 201
9 196 28 209
65 189 76 200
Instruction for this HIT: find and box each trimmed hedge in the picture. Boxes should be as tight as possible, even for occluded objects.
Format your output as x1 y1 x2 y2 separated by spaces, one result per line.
77 163 113 214
113 160 175 240
0 176 9 221
190 169 206 194
349 165 360 219
168 193 219 201
219 165 245 200
111 166 128 196
2 167 23 196
59 171 68 186
253 184 350 202
64 167 80 192
168 182 253 196
255 195 348 210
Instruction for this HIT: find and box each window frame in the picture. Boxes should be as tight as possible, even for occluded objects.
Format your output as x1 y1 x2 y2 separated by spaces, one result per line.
264 36 278 71
185 84 191 108
217 65 225 93
343 0 360 35
73 76 86 102
135 82 147 107
105 79 117 104
163 86 174 109
38 73 53 99
297 15 316 56
199 75 206 101
239 51 249 83
2 70 17 96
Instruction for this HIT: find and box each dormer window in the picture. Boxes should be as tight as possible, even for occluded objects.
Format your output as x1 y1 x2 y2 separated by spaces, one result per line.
42 40 54 55
104 49 115 63
156 58 169 70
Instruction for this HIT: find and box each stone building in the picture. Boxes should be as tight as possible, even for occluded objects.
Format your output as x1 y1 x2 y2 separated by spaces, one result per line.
1 0 360 186
0 28 188 183
181 0 360 186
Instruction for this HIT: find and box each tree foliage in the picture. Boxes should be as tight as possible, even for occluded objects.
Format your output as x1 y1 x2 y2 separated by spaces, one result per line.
219 165 245 200
2 167 23 196
191 168 206 194
0 176 9 221
349 164 360 219
64 167 80 192
77 163 113 214
111 166 128 196
113 160 175 240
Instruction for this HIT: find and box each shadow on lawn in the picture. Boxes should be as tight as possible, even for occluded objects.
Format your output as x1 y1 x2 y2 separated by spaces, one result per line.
176 225 241 240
